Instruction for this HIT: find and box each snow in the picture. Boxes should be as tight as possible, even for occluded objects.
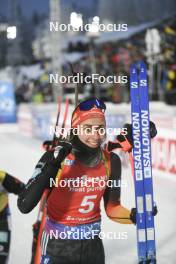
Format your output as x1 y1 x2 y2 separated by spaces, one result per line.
0 130 175 264
0 132 43 264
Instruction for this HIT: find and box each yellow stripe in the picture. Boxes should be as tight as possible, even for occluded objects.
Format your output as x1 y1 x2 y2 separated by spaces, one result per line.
55 161 65 182
0 171 6 183
0 193 8 212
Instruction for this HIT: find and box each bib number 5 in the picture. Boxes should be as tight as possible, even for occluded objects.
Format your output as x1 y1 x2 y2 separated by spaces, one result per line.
78 195 97 214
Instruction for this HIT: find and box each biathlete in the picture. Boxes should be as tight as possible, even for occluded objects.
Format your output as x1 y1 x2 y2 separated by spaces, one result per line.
18 97 157 264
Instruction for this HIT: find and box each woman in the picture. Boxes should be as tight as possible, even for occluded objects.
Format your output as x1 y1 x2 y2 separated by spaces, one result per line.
18 98 156 264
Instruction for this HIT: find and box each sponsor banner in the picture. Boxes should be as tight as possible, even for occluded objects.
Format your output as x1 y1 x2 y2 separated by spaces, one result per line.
17 104 34 137
33 111 52 140
0 81 16 123
152 136 176 174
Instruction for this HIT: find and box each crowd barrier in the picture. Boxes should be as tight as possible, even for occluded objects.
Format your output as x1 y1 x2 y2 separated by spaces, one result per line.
17 102 176 175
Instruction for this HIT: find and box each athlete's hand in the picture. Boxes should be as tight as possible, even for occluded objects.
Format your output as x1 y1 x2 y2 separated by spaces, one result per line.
107 121 157 152
42 138 65 151
130 205 158 225
39 141 72 172
118 121 157 148
17 141 72 214
47 141 72 166
149 121 157 138
42 140 53 151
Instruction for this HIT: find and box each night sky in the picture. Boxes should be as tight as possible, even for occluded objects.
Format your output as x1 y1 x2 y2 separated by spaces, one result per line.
0 0 97 21
0 0 49 18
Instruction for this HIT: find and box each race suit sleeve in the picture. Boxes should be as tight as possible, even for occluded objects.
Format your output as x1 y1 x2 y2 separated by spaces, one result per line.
104 152 133 224
17 152 61 214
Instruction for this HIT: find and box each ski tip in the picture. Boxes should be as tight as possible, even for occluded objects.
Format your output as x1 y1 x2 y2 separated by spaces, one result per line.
139 61 147 72
130 64 137 74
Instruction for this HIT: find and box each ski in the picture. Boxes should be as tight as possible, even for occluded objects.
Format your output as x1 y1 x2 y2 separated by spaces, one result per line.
138 62 156 263
130 63 148 262
130 62 156 263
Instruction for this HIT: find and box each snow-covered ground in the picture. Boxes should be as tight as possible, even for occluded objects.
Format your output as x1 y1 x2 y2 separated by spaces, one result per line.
0 131 175 264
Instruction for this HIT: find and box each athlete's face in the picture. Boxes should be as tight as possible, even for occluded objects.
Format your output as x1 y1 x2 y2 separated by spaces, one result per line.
78 118 106 148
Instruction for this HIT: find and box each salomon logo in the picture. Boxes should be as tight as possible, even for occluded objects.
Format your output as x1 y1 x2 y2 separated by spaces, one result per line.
131 82 138 88
140 79 147 87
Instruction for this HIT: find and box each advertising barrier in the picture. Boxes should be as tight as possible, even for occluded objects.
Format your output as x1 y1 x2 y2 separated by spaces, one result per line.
17 102 176 176
0 81 16 123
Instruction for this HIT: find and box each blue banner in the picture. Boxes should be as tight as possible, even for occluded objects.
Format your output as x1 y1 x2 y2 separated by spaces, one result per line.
0 82 16 123
33 111 52 140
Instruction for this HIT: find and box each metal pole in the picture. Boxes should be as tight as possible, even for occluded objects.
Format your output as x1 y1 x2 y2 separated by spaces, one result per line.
68 62 79 107
49 0 62 101
88 37 99 97
157 61 164 101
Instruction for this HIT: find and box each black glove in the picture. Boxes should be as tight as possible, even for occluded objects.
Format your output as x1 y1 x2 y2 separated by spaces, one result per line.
117 123 133 146
130 208 137 224
17 141 72 214
42 138 63 151
118 121 157 146
42 140 53 151
107 121 157 152
149 121 157 138
130 205 158 225
46 141 72 167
